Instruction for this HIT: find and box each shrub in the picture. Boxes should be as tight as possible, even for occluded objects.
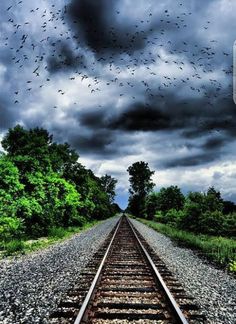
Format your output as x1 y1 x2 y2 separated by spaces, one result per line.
180 201 202 232
48 227 67 239
154 211 164 223
164 209 185 227
199 210 225 235
4 239 25 255
156 186 185 213
222 213 236 237
0 216 24 242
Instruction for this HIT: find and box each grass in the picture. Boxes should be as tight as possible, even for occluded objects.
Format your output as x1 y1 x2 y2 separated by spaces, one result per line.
137 218 236 272
1 219 101 257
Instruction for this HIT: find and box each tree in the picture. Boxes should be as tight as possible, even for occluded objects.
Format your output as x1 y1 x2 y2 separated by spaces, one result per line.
145 192 159 220
127 161 155 217
63 164 116 220
100 175 117 204
156 186 185 213
223 201 236 215
2 125 52 173
205 187 223 212
2 125 79 176
181 191 205 232
0 125 118 240
49 142 79 173
0 156 25 241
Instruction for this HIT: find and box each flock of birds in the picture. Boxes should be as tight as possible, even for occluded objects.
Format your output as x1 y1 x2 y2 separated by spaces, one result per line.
2 0 233 118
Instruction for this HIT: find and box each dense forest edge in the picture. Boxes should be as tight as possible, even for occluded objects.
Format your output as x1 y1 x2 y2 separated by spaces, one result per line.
126 161 236 272
0 125 121 256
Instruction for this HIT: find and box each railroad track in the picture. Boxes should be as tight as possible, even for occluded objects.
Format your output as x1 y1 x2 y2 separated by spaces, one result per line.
50 216 204 323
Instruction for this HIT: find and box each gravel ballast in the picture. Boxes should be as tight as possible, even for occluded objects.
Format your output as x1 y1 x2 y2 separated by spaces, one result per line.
0 217 119 324
130 218 236 324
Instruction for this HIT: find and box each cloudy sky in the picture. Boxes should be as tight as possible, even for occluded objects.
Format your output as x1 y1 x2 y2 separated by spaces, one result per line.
0 0 236 208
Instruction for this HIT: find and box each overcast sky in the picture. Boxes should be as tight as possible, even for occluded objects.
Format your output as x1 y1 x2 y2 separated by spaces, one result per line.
0 0 236 208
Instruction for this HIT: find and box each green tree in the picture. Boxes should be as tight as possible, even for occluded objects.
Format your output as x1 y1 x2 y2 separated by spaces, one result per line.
156 186 185 213
205 187 223 212
63 163 115 220
49 142 79 173
127 161 155 217
0 125 117 240
145 192 159 220
100 174 117 204
181 191 205 232
0 156 25 241
2 125 52 174
17 171 82 236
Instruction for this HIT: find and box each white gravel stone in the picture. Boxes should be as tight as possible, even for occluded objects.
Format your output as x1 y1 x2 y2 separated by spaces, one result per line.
0 217 119 324
130 218 236 324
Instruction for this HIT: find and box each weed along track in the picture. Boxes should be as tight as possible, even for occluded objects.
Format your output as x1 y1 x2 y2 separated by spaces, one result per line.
50 216 204 323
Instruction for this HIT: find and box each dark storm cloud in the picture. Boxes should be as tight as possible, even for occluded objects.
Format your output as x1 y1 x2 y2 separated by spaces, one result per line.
109 104 171 131
67 0 149 54
164 151 219 168
69 129 114 154
47 41 86 73
77 93 236 143
79 110 107 129
78 103 172 131
202 137 228 150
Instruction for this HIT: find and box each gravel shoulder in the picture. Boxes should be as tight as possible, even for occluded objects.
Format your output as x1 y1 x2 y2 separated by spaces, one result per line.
0 217 119 324
130 218 236 324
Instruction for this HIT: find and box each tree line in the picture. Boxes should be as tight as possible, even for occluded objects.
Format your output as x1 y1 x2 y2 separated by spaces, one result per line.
127 161 236 237
0 125 120 242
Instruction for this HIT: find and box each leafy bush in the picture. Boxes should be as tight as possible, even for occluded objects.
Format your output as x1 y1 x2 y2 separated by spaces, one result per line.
145 193 159 220
164 209 185 227
0 216 24 242
222 213 236 237
154 211 164 223
48 227 67 239
229 260 236 272
155 186 185 213
179 200 202 232
199 210 225 235
4 239 25 255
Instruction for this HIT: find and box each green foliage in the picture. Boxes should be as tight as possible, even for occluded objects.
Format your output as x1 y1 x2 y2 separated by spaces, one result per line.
127 161 155 217
137 183 236 238
222 213 236 237
155 186 185 214
2 125 52 173
164 209 185 226
139 219 236 271
127 161 155 197
4 239 25 255
49 142 79 173
63 163 115 220
48 227 67 239
0 125 117 246
16 172 83 236
145 192 159 219
199 210 225 235
180 189 230 236
223 200 236 214
205 187 223 212
0 217 24 242
229 260 236 272
100 174 117 204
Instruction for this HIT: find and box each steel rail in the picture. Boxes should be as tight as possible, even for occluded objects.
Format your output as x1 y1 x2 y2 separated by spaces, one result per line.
127 217 189 324
74 217 122 324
